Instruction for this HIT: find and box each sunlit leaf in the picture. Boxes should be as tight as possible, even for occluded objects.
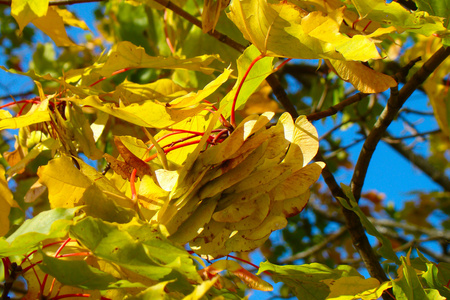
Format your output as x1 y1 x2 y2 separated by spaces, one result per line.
327 59 397 93
258 262 363 300
220 45 275 118
414 0 450 45
202 0 229 33
39 251 146 290
11 0 49 31
350 0 446 36
0 98 50 130
393 256 445 300
54 7 90 31
70 217 201 284
0 207 77 257
323 276 380 299
98 41 219 77
227 0 383 61
0 165 19 236
32 7 76 47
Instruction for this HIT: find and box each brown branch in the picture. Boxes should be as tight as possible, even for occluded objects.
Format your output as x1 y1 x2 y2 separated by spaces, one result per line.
315 151 392 294
0 0 106 5
307 92 368 121
351 49 450 203
383 133 450 191
153 0 246 53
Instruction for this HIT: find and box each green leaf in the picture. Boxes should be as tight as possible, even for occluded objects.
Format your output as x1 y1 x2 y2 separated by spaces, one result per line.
0 165 19 237
422 263 450 299
414 0 450 45
70 217 201 285
0 207 78 257
258 262 363 300
39 251 145 290
127 281 173 299
38 156 136 222
338 183 400 264
393 256 444 300
220 45 275 119
350 0 446 36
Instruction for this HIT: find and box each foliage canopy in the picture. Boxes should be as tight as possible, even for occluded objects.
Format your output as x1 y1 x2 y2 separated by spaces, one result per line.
0 0 450 299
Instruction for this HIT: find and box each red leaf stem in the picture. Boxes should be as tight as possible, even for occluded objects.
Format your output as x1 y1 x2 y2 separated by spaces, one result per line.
225 254 271 275
89 68 130 87
0 99 40 109
273 58 292 72
230 54 265 128
164 10 175 54
51 293 91 300
130 168 138 201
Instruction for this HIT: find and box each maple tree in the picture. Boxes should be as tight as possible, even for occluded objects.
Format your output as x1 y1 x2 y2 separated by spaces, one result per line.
0 0 450 299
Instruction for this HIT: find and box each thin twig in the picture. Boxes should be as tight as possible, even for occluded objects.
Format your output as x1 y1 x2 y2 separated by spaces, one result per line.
351 50 450 203
307 92 368 121
387 129 441 140
281 226 347 263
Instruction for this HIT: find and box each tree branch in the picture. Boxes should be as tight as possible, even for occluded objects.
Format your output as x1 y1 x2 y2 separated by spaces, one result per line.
351 49 450 202
307 92 368 121
383 132 450 191
153 0 246 53
315 151 391 292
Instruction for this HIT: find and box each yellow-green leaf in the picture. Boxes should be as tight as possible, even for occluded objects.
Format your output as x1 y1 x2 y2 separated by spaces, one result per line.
323 276 380 299
227 0 382 61
38 156 92 208
32 7 76 47
54 7 90 30
0 165 19 236
327 59 397 93
0 99 50 130
99 41 219 77
77 95 206 128
11 0 49 32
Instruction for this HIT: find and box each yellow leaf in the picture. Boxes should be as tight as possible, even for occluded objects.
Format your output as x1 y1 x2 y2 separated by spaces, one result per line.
0 165 19 236
0 99 50 130
38 156 92 208
301 8 381 61
272 162 325 201
77 95 207 128
202 0 229 33
323 276 381 299
54 7 90 30
11 0 49 32
241 82 282 116
99 41 218 77
32 7 76 47
227 0 381 61
327 59 397 93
